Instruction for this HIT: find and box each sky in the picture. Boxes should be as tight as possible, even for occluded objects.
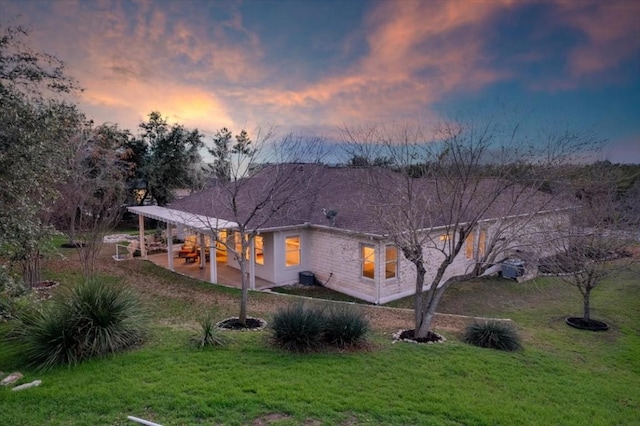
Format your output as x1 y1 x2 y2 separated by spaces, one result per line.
3 0 640 163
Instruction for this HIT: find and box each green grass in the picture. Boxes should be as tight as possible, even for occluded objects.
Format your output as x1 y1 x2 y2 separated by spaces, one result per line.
0 256 638 425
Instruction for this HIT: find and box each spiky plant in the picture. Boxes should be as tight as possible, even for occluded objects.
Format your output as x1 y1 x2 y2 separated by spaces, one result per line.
322 305 369 348
270 302 325 353
13 279 147 370
462 320 522 351
191 311 229 348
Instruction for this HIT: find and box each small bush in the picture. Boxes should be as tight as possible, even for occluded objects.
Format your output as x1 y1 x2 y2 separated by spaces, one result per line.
270 303 325 353
462 320 522 351
11 279 147 370
322 305 369 348
191 311 229 348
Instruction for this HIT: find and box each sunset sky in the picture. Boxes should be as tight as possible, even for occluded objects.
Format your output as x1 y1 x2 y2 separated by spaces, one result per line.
4 0 640 162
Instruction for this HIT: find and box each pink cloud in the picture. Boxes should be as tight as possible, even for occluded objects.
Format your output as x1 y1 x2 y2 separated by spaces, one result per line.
559 1 640 78
240 1 511 128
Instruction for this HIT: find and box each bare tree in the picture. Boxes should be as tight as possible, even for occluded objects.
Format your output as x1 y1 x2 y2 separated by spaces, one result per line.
541 163 636 328
178 129 326 325
49 123 132 279
342 116 596 340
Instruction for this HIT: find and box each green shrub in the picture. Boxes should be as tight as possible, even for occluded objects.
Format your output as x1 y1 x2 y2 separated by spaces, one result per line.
462 320 522 351
270 302 325 353
12 279 148 370
322 305 369 348
191 311 229 348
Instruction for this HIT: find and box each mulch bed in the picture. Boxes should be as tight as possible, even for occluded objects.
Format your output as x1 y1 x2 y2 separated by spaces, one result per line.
565 317 609 331
217 317 267 331
393 329 446 344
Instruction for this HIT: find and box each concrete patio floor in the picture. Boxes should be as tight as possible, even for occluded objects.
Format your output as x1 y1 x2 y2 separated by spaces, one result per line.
144 250 274 290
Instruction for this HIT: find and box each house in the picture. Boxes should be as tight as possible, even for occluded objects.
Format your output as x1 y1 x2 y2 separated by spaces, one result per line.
127 164 570 304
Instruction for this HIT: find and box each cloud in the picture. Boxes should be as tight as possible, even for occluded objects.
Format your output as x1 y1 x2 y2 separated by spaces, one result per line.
559 1 640 78
235 0 511 130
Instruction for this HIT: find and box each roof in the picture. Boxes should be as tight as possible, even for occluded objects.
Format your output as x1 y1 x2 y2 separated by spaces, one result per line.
161 163 570 236
127 205 238 233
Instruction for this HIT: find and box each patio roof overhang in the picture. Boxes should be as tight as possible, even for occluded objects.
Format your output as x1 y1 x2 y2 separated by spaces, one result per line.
127 206 238 234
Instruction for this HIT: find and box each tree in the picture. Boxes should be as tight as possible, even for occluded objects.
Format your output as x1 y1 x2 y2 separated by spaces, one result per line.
183 129 325 325
130 111 205 206
342 118 596 340
49 123 133 279
542 163 636 327
0 24 83 288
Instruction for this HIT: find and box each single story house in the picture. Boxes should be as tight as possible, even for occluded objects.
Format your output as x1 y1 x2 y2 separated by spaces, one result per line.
127 164 569 304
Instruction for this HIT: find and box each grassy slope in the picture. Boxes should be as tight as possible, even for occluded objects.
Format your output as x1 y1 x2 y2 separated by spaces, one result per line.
0 251 638 426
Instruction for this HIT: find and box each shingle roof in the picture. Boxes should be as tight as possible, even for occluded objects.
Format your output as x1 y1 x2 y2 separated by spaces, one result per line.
167 163 568 235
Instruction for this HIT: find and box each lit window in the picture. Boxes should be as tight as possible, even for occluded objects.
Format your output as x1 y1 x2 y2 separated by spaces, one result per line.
439 234 450 241
465 233 474 259
255 235 264 265
285 236 300 267
478 230 486 258
385 245 397 279
361 244 375 279
234 231 248 260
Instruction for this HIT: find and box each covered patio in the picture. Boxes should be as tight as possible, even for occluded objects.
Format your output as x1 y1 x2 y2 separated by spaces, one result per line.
127 205 272 291
145 250 274 290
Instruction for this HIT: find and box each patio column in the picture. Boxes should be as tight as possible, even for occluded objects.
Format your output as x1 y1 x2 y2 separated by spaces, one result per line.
209 243 217 284
199 234 206 269
167 224 174 271
138 215 146 258
249 237 256 290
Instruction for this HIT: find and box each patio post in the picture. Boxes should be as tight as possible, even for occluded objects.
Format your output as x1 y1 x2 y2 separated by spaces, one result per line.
199 234 206 269
138 215 146 258
167 224 174 271
249 237 256 290
209 234 217 284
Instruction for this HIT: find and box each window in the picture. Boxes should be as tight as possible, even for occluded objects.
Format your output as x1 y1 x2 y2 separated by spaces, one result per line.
361 244 375 279
255 235 264 265
234 231 248 260
465 232 475 259
465 230 487 259
385 245 397 279
285 236 300 267
478 230 486 258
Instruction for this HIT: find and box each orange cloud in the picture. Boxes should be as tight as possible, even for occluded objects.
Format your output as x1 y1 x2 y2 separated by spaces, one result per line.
239 1 511 128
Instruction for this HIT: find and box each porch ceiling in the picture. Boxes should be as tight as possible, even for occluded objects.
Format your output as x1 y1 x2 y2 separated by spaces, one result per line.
128 205 238 234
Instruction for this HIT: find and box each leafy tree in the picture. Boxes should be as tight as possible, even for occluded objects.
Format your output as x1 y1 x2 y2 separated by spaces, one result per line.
131 112 205 206
0 24 82 288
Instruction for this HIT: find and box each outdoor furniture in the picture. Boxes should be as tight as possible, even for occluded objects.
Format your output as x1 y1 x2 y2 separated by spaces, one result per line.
178 243 198 258
184 251 199 263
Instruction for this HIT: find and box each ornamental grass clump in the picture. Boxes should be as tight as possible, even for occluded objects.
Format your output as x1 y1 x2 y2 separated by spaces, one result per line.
462 320 522 351
11 279 148 371
322 305 369 348
270 302 325 353
191 311 229 348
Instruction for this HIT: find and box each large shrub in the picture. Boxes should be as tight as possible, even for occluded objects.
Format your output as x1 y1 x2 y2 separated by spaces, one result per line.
10 279 147 370
322 305 369 348
270 302 370 352
270 302 325 353
462 320 522 351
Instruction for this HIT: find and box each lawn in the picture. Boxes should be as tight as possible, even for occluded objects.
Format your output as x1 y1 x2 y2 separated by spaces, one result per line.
0 246 638 425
